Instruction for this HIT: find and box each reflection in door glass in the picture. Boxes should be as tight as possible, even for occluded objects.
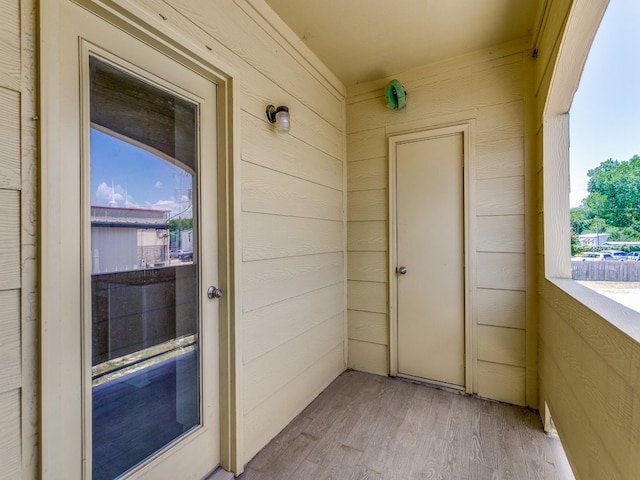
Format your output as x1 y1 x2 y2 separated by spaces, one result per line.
89 56 200 479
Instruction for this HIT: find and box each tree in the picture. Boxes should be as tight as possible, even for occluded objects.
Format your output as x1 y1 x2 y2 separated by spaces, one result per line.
168 217 192 232
168 217 193 250
572 155 640 241
586 155 640 229
570 207 591 235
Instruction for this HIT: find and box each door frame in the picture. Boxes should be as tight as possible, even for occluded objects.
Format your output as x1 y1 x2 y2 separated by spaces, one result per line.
388 123 475 394
39 0 242 476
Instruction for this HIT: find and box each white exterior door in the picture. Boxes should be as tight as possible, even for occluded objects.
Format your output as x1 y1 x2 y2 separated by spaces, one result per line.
393 132 466 387
47 1 221 477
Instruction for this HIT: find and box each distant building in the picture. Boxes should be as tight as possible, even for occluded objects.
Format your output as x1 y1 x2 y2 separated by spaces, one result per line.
576 232 609 246
91 205 170 273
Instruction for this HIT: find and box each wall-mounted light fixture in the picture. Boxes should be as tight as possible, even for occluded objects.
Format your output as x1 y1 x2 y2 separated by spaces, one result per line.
266 105 290 134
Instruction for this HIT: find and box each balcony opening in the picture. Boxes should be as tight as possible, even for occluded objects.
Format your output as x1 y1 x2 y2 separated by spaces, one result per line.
569 0 640 312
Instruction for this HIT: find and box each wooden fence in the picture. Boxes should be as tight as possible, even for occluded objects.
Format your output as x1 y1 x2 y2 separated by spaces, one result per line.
572 260 640 281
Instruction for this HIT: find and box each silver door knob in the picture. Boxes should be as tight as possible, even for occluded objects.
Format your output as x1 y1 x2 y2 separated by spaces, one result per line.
398 266 407 275
207 286 223 299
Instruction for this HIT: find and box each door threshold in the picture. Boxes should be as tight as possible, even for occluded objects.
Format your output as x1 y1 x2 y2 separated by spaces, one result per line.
396 373 465 394
204 467 234 480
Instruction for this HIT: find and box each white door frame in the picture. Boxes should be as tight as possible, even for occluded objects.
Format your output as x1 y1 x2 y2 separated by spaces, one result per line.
39 0 241 476
388 123 474 394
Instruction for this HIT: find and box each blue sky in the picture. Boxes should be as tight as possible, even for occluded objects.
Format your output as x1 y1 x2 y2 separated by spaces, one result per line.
569 0 640 207
90 128 193 218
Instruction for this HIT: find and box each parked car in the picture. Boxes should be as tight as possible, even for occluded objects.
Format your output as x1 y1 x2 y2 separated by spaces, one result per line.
170 249 193 261
575 252 614 261
627 252 640 261
179 250 193 262
602 250 628 261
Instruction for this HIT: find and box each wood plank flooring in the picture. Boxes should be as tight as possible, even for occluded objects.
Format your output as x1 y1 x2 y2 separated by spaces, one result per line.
237 371 575 480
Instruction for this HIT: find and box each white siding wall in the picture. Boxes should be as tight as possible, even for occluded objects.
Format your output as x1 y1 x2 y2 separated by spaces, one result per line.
1 0 38 478
535 0 640 479
346 42 533 405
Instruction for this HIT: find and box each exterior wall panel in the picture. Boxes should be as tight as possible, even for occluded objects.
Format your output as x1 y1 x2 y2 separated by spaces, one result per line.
32 0 346 473
0 290 20 393
148 0 349 464
535 0 640 478
11 0 638 478
0 88 21 188
346 43 530 405
0 0 21 91
1 0 38 477
0 390 21 479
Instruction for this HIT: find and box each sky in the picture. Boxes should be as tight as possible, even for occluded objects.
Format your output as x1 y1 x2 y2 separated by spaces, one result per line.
569 0 640 207
90 128 193 219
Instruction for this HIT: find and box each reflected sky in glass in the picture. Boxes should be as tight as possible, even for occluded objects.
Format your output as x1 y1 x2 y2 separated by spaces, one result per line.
90 128 192 218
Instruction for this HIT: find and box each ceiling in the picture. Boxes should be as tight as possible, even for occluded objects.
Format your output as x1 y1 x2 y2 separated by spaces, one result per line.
265 0 541 86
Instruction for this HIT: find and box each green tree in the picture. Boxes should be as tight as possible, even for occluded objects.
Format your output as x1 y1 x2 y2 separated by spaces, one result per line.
168 218 193 250
585 155 640 229
570 207 591 235
168 217 192 232
573 155 640 241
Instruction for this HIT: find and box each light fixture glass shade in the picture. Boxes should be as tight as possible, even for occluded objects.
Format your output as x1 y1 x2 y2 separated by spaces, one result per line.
275 109 290 133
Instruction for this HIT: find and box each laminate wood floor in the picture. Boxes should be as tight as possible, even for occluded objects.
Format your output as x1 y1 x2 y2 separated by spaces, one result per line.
237 370 575 480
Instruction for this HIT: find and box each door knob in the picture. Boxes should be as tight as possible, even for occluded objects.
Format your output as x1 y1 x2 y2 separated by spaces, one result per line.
207 286 223 299
397 266 408 275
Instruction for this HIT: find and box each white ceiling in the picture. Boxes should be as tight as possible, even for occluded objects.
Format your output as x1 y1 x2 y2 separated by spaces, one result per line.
265 0 541 86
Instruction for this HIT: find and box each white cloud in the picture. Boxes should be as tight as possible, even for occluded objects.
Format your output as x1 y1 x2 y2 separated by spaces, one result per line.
95 182 111 199
144 196 193 219
150 199 175 208
146 198 178 213
95 181 124 203
154 181 163 189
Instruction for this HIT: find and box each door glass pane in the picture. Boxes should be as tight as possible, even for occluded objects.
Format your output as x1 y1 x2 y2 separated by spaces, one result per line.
88 56 200 479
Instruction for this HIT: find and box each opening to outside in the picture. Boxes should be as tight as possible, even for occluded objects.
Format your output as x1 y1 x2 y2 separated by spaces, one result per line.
569 0 640 312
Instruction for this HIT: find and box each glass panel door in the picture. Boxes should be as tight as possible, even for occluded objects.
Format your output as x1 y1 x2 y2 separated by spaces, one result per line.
88 56 201 479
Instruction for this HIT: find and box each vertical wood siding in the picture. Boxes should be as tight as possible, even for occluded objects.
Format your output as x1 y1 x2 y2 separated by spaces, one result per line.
346 44 530 403
535 0 640 479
